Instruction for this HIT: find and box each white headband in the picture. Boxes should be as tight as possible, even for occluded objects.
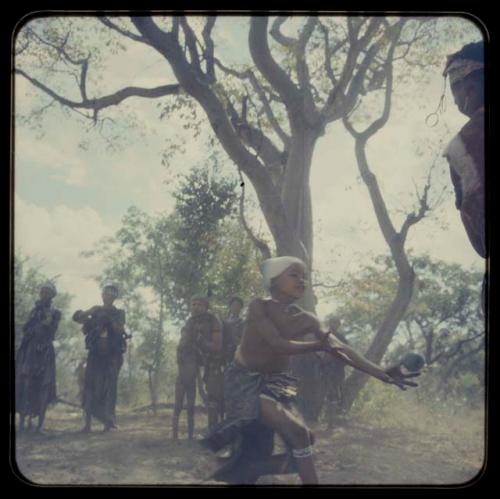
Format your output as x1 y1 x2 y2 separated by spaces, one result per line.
261 256 306 290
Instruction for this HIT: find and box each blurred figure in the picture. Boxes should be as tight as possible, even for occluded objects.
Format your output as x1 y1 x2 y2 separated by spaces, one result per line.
442 41 486 310
222 297 245 365
16 283 60 433
74 358 87 405
171 297 205 440
73 284 128 433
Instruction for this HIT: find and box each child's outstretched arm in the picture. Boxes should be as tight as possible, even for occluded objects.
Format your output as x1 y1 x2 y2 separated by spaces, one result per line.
323 335 419 390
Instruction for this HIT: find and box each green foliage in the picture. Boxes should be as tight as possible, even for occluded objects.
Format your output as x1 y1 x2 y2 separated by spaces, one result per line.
350 378 400 426
82 205 176 407
204 219 264 319
327 255 399 351
326 252 484 406
79 155 264 406
168 154 239 319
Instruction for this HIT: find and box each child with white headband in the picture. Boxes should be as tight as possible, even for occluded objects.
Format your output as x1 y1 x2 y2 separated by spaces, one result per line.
203 256 419 484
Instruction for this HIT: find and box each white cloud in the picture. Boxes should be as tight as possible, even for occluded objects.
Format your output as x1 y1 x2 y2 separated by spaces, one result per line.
15 194 118 309
16 135 88 187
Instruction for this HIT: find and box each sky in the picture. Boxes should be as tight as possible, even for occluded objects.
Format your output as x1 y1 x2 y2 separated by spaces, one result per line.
14 15 485 322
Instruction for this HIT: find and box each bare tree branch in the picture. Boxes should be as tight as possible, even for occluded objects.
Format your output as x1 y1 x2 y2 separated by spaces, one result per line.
226 93 286 175
249 17 300 108
179 17 202 75
213 57 291 148
237 168 271 260
247 72 291 148
15 24 180 116
295 17 317 111
399 182 430 243
15 38 30 56
321 18 388 124
343 20 405 140
270 16 295 47
171 16 180 39
16 68 180 114
399 148 440 242
319 22 340 86
99 17 148 44
202 16 216 83
298 17 317 48
442 343 484 379
361 22 405 139
430 331 484 365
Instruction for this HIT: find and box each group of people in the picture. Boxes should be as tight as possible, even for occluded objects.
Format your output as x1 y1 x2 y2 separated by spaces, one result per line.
14 41 485 485
172 295 245 440
172 292 352 443
14 259 418 485
15 283 130 434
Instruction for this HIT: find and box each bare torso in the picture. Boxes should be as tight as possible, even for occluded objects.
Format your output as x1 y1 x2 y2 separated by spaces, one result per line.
236 298 321 373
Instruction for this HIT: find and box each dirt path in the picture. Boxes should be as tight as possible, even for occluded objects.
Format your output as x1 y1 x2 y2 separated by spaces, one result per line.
13 406 484 486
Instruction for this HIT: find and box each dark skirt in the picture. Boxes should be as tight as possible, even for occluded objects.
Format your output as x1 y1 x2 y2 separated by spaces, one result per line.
16 341 57 417
202 362 298 452
82 350 123 425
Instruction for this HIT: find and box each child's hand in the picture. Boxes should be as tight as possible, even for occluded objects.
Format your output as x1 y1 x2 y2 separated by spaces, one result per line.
383 364 421 390
321 332 345 354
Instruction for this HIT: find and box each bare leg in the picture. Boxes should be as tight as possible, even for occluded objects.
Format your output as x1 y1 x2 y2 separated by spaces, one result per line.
172 376 185 440
259 397 318 485
35 410 46 433
206 368 224 430
326 399 335 430
207 401 218 431
186 380 196 440
102 419 117 432
35 392 49 434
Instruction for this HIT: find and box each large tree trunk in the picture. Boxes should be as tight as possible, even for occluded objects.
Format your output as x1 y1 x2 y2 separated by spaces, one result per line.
279 132 326 423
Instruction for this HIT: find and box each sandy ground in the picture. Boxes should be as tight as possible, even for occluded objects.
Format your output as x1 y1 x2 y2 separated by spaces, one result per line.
12 404 484 487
